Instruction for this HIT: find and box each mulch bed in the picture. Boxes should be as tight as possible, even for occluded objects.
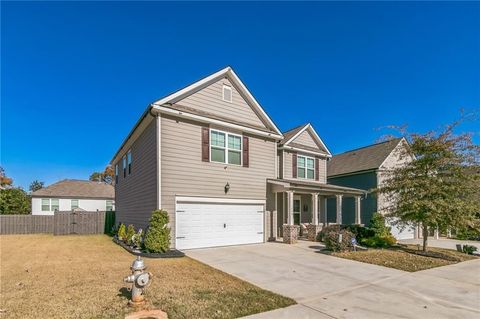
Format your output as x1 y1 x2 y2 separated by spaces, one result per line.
113 238 185 258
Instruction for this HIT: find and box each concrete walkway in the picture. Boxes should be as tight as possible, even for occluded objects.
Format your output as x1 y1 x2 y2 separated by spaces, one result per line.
186 240 480 319
399 238 480 250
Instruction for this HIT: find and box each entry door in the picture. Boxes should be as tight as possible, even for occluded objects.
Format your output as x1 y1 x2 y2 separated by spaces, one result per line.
176 201 264 250
293 196 301 225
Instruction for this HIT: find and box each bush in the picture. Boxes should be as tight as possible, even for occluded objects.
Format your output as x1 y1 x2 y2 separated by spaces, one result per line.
317 224 342 242
117 223 127 241
343 224 374 242
455 226 480 241
126 224 136 245
131 229 144 249
369 213 392 237
462 245 478 255
361 235 397 248
323 229 355 252
144 209 171 253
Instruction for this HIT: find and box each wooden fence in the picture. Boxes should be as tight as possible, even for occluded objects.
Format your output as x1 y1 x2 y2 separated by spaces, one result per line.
0 211 114 235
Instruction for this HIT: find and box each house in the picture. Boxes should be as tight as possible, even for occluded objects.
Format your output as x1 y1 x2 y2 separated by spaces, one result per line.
327 138 417 239
111 66 365 250
31 179 115 215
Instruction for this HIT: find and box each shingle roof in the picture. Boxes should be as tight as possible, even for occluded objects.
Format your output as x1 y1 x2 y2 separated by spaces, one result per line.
31 179 114 199
327 138 403 177
280 124 308 145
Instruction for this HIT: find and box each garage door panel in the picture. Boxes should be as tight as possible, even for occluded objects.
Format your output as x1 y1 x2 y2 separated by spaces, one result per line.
176 201 264 250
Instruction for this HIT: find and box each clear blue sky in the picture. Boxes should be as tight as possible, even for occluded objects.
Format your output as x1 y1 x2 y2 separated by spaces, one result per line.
2 2 479 190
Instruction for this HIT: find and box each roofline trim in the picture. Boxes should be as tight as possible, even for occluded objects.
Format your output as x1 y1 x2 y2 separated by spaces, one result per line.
278 145 332 158
282 123 332 156
327 168 378 179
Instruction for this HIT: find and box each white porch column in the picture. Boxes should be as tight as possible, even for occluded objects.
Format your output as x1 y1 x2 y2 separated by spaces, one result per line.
336 194 343 224
311 193 319 225
286 191 294 225
355 196 361 224
434 226 440 240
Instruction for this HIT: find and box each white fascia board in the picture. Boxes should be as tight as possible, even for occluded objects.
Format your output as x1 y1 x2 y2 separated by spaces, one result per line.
307 124 332 156
175 196 266 204
278 145 332 158
152 106 284 140
283 124 309 145
283 124 332 156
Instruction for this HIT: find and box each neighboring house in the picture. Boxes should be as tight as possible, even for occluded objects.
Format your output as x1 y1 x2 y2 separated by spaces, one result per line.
327 138 417 239
31 179 115 215
111 66 365 250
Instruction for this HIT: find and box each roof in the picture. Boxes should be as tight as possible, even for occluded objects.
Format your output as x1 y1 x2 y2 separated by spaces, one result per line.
31 179 114 199
280 124 306 145
328 138 403 177
279 123 332 156
268 178 365 195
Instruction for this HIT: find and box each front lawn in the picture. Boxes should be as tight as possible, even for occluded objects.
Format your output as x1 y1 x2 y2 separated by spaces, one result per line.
0 234 294 319
332 245 477 272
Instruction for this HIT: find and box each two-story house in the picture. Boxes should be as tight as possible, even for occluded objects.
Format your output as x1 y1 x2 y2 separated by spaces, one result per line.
111 67 365 250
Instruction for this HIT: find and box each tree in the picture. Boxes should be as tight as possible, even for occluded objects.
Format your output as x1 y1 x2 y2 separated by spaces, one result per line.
89 165 115 185
377 116 480 251
0 188 31 214
29 180 44 192
0 167 13 188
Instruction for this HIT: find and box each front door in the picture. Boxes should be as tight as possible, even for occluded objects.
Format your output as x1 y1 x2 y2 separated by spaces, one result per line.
293 196 301 225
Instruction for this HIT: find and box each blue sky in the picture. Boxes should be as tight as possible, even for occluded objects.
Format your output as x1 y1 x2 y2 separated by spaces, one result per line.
2 2 479 190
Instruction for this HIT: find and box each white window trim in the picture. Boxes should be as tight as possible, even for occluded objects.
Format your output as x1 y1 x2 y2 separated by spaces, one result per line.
209 128 242 166
127 150 132 175
222 84 233 103
41 198 50 211
122 155 127 177
297 155 315 180
71 199 79 209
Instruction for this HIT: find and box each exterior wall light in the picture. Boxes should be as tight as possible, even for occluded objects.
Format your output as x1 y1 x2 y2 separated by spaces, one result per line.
224 182 230 194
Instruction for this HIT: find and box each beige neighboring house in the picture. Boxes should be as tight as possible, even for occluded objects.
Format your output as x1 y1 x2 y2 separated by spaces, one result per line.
111 66 365 250
31 179 115 215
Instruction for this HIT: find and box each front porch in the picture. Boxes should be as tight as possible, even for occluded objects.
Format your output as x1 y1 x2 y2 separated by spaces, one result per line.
267 179 366 244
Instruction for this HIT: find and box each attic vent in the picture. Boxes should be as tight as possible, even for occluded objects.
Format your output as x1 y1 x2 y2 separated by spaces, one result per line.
222 85 232 103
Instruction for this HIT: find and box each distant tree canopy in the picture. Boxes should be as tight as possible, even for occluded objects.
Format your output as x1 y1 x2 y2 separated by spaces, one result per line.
377 115 480 251
0 188 31 214
89 165 114 185
0 167 13 187
29 180 44 192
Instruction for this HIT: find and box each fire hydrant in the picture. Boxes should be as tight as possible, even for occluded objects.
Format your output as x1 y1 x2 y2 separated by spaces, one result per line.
123 256 152 306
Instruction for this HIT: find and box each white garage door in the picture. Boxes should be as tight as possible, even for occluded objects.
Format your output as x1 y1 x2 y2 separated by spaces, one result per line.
388 220 415 240
175 199 264 250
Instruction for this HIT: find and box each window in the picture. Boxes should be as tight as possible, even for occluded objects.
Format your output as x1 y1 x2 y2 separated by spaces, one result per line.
115 164 119 184
51 199 59 211
106 200 113 211
222 85 232 102
297 155 315 180
122 155 127 178
127 150 132 175
71 199 79 210
41 199 50 211
210 129 242 165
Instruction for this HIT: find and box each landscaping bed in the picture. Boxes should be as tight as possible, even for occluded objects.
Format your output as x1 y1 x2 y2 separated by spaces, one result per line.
0 234 295 319
113 237 185 258
332 245 477 272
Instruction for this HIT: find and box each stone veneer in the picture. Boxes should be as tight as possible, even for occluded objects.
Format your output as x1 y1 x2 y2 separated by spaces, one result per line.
282 224 300 244
307 224 323 241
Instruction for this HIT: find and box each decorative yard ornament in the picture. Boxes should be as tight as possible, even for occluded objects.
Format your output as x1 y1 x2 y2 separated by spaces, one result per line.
123 256 153 306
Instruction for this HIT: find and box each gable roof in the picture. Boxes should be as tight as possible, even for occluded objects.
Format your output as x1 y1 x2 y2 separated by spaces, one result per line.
31 179 114 199
327 138 403 177
279 123 332 156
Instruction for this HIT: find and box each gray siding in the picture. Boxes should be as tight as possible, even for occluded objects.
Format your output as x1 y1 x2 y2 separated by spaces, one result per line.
177 78 267 129
282 150 327 183
115 118 157 230
160 115 277 242
292 130 319 149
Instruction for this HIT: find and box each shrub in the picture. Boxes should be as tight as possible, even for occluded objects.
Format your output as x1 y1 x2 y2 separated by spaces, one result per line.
131 229 144 250
317 224 342 242
144 209 171 253
126 224 136 245
462 245 478 255
361 235 397 248
343 224 374 243
369 213 392 237
323 228 355 252
117 223 127 241
455 226 480 241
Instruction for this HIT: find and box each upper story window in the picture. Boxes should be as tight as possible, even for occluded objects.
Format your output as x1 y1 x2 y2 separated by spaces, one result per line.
122 155 127 178
222 85 232 103
210 129 242 165
115 164 119 184
106 200 113 212
71 199 79 210
297 155 315 180
41 199 50 211
127 150 132 175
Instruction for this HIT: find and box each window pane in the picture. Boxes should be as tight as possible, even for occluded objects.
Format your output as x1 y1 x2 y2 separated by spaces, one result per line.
228 135 241 150
51 199 59 211
228 150 241 165
307 158 314 169
41 199 50 211
71 200 79 209
211 147 225 163
297 156 305 168
211 131 225 147
127 151 132 164
298 167 305 178
307 169 315 179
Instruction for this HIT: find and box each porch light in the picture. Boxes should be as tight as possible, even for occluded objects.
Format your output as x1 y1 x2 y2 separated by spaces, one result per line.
224 182 230 194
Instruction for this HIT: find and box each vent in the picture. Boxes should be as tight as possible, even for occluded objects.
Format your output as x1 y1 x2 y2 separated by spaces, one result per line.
222 85 232 102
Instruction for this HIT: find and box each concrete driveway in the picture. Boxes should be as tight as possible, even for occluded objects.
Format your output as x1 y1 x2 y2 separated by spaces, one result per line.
186 241 480 319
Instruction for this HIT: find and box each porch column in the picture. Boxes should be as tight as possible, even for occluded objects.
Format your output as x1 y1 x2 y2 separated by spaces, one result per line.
311 193 319 225
355 196 361 224
286 191 294 226
336 194 343 224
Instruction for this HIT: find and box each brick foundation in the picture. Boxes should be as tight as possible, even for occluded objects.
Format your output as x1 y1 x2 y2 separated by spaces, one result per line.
282 224 300 244
307 224 323 241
